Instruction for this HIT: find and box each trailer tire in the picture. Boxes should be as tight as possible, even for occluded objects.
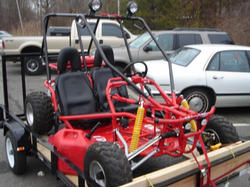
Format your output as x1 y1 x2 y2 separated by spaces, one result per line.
24 56 44 75
25 92 54 134
5 131 27 175
199 115 239 153
84 142 132 187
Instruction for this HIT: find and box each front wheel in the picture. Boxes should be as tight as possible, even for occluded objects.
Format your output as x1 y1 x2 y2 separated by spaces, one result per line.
5 131 27 175
25 92 54 134
84 142 132 187
24 56 45 75
183 88 212 113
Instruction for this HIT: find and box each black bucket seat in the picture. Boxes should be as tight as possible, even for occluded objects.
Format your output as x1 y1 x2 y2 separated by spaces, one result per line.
92 45 137 113
55 47 96 127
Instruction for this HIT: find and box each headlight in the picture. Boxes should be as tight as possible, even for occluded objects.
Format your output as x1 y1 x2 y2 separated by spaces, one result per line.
88 0 102 13
127 1 138 16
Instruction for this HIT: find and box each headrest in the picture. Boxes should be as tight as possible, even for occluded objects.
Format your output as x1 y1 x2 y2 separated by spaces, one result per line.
94 45 115 67
57 47 81 73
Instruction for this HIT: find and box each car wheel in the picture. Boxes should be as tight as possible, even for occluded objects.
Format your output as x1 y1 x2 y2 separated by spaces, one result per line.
25 92 54 134
198 115 239 154
84 142 132 187
24 56 44 75
5 131 27 175
183 88 211 113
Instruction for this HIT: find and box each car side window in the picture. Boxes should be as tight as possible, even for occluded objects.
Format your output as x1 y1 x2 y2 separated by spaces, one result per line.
207 53 219 71
208 34 234 44
102 23 123 38
148 34 174 51
80 23 95 36
176 34 202 49
220 51 249 72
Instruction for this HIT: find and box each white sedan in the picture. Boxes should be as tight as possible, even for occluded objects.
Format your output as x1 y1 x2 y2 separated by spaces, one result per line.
138 44 250 113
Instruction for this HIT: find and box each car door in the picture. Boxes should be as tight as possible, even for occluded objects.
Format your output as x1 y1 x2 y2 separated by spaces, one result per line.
71 22 95 50
138 33 174 61
206 50 250 107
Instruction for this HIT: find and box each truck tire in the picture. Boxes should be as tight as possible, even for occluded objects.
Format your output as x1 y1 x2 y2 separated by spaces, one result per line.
199 115 239 153
25 92 54 134
84 142 132 187
24 56 44 75
5 131 27 175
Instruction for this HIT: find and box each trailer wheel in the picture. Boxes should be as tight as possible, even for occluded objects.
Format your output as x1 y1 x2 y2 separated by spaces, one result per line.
24 56 44 75
84 142 132 187
5 131 27 175
25 92 54 134
199 115 239 153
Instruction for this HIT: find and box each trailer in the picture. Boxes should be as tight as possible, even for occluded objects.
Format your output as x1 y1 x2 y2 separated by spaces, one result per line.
1 93 249 187
1 1 249 187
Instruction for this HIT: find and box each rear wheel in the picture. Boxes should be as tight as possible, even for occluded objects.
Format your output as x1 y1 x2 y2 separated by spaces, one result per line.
25 92 54 134
183 88 211 113
5 131 27 175
84 142 132 187
199 115 239 153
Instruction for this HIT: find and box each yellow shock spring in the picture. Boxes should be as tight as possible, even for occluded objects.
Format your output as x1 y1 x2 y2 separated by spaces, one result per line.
181 99 197 131
129 106 145 153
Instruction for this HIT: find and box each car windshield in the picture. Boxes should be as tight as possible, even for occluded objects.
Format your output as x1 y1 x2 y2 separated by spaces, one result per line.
169 47 200 66
129 32 151 48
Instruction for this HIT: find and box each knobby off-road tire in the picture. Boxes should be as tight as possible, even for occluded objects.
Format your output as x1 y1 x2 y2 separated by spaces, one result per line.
5 131 27 175
24 56 45 75
199 115 239 154
205 115 239 143
25 92 54 134
84 142 132 187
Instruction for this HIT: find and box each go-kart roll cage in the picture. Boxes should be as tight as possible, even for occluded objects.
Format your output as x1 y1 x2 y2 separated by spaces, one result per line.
42 13 176 98
41 12 216 157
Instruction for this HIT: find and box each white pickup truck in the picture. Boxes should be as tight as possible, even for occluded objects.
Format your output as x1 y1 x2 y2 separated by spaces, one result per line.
1 19 137 75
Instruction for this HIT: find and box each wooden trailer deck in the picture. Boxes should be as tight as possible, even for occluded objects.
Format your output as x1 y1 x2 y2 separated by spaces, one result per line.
36 134 250 187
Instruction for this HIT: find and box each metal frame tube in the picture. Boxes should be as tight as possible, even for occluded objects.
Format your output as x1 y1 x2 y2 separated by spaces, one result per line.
115 129 129 156
128 135 161 161
131 149 158 171
2 56 9 113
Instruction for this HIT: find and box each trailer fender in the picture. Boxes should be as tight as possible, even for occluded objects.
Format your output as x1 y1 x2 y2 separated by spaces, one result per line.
3 120 31 149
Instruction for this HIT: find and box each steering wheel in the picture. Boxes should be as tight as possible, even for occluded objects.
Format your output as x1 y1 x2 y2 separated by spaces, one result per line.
122 61 148 78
